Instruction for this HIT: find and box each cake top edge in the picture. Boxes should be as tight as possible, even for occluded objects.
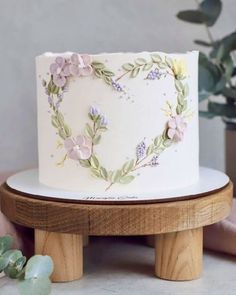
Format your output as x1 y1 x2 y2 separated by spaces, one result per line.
36 50 199 59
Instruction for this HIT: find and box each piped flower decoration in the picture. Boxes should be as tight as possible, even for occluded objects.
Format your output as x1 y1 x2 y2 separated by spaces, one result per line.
167 115 187 142
64 135 92 160
50 56 70 87
172 59 187 80
69 53 93 77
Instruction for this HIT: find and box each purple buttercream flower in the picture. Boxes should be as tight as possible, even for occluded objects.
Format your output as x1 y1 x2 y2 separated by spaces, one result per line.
146 68 162 80
167 115 187 142
136 141 146 160
100 115 108 127
90 106 100 116
48 96 53 106
64 135 92 160
69 53 93 77
112 80 123 92
50 56 70 87
150 155 159 167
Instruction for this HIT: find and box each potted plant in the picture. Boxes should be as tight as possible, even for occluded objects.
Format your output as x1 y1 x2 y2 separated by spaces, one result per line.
177 0 236 196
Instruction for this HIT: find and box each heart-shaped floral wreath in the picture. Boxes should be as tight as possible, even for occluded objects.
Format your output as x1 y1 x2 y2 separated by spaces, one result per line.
41 53 192 191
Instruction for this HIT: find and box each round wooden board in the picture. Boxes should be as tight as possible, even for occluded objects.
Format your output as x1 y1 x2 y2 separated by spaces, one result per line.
6 168 230 204
0 182 233 235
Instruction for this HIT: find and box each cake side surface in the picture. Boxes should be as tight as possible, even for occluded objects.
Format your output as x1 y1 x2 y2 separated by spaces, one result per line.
36 51 199 195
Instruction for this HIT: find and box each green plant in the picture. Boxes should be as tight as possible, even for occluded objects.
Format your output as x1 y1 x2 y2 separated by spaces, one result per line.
0 235 53 295
177 0 236 120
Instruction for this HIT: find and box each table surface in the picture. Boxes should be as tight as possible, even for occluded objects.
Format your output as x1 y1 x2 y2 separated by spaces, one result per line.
0 236 236 295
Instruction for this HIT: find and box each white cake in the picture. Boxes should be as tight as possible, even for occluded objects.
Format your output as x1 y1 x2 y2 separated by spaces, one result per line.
36 51 199 196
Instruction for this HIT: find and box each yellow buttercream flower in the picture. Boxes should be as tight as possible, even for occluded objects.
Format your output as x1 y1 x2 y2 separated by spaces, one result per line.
172 59 187 79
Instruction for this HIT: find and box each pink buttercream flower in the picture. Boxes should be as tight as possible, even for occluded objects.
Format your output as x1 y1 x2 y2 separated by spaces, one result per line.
167 115 187 142
69 53 93 77
64 135 92 160
50 56 70 87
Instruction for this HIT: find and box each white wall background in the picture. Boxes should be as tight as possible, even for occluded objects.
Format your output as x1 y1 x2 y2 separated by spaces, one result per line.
0 0 235 172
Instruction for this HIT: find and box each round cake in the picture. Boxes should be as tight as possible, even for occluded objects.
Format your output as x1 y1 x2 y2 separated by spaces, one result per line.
36 51 199 196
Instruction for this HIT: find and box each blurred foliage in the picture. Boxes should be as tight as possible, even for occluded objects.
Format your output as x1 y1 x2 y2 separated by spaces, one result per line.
0 235 53 295
177 0 236 120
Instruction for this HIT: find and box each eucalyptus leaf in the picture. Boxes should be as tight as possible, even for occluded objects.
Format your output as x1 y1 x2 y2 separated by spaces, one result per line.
199 110 215 118
194 39 213 47
200 0 222 26
0 235 13 255
25 255 53 280
208 101 236 118
18 277 51 295
210 32 236 60
177 10 209 24
222 87 236 100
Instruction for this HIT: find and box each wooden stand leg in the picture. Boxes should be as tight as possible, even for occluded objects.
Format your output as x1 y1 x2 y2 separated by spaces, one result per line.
35 229 83 282
155 227 203 281
83 235 89 247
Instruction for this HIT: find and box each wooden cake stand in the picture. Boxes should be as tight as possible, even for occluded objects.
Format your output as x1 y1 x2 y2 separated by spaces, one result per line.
0 171 233 283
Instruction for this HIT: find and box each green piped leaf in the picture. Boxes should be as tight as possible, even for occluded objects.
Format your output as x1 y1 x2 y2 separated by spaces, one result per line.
122 63 134 71
119 175 135 184
131 67 140 78
100 167 108 180
102 70 115 76
85 123 94 138
135 58 147 65
146 144 154 156
91 61 105 69
142 62 153 71
151 53 162 63
93 134 102 145
79 159 91 168
122 159 135 173
90 154 100 169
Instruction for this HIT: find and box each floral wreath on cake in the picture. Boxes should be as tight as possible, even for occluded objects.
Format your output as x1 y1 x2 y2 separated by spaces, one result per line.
41 52 192 191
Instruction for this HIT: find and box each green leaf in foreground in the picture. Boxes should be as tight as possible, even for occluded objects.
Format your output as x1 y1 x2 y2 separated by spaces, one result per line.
25 255 53 280
0 235 13 255
18 277 51 295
